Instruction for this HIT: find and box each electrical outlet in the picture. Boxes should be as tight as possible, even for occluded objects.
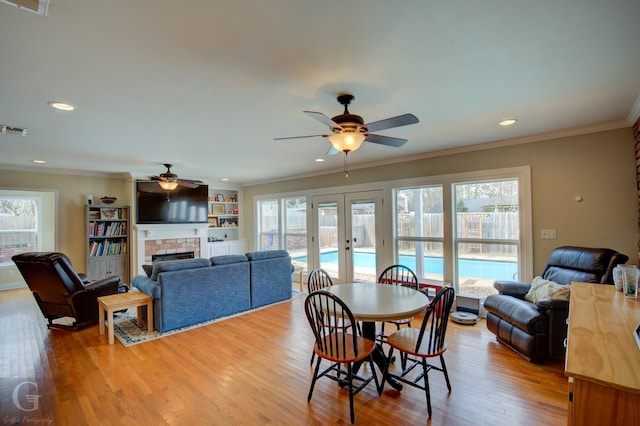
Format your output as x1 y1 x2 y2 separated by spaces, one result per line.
540 229 557 239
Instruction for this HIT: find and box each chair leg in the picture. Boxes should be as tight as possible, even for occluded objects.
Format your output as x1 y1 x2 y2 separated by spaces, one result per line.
421 358 432 418
347 363 355 424
440 354 451 392
310 350 315 366
368 355 380 394
307 357 322 402
379 346 394 395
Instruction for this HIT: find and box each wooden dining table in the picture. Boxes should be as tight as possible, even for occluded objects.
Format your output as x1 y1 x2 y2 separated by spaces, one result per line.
328 282 430 391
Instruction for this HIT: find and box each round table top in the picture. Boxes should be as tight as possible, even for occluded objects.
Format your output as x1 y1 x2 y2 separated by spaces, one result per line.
328 282 429 322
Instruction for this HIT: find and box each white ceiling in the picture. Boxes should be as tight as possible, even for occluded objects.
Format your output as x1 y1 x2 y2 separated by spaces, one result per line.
1 0 639 185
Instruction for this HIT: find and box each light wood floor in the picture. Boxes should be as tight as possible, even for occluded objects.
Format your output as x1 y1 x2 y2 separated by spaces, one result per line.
0 288 568 425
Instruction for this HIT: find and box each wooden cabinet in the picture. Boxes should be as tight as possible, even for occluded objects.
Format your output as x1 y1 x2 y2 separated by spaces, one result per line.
85 205 129 282
565 282 640 425
208 189 240 242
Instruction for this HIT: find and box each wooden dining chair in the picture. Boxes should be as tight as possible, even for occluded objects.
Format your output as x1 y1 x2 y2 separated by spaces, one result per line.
377 264 420 368
306 268 352 366
307 267 334 293
380 286 455 418
304 290 379 424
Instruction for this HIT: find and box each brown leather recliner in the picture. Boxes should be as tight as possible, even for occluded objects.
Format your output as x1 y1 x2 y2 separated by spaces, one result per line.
12 252 122 330
484 246 628 362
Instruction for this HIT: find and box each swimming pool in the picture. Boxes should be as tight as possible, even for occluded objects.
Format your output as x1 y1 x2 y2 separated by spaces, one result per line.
294 251 517 280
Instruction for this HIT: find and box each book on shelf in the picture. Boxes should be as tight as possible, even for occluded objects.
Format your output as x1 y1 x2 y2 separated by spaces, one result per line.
89 239 127 256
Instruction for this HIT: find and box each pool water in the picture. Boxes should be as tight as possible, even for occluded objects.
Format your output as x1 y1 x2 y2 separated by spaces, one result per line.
294 251 517 280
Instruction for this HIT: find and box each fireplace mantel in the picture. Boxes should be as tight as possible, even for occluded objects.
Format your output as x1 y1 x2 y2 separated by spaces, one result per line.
135 223 209 239
134 223 209 275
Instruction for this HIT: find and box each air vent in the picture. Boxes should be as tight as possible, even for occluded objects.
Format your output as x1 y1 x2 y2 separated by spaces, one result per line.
1 125 28 136
0 0 49 15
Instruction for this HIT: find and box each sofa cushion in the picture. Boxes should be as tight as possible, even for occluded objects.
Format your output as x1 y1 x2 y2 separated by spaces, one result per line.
524 276 571 303
210 255 248 266
150 258 211 281
246 250 289 261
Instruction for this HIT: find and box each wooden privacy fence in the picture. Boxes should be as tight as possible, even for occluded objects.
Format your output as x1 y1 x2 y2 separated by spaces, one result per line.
0 215 37 263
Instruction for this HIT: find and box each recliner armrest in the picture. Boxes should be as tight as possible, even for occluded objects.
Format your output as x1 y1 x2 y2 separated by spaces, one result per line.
493 280 530 299
83 275 121 291
536 297 569 312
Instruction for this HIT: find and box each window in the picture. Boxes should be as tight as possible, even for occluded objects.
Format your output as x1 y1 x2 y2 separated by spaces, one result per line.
257 199 279 250
257 195 310 277
0 190 56 267
453 179 520 299
393 167 531 299
395 186 444 281
283 197 307 272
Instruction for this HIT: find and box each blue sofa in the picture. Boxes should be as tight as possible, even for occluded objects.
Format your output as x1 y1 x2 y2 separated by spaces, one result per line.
132 250 293 332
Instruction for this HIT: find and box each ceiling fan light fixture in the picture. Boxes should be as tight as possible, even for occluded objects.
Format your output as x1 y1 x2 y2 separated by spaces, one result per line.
158 180 179 191
328 132 365 153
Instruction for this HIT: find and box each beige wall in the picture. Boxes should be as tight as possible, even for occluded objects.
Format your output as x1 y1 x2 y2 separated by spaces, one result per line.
1 126 636 286
0 170 132 286
242 127 638 273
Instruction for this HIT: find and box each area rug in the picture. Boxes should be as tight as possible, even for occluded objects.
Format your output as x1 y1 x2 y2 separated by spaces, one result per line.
113 290 305 346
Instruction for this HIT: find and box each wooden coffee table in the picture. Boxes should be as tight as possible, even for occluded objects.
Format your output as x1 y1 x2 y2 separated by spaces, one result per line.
98 291 153 345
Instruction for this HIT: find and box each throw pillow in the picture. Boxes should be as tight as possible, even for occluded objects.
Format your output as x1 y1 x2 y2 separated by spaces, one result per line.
142 264 153 277
524 276 571 303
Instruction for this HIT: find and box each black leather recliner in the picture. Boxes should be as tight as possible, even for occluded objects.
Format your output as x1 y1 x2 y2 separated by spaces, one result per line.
12 252 123 330
484 246 628 362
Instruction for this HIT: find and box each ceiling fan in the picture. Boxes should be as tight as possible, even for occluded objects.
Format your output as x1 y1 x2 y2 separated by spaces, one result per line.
275 94 419 176
150 164 203 190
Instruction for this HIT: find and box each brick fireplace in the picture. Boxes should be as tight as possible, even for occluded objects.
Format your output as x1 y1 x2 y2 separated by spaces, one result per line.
145 238 200 262
134 224 209 275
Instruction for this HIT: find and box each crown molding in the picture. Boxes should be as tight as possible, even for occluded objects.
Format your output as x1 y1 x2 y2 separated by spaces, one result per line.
628 95 640 126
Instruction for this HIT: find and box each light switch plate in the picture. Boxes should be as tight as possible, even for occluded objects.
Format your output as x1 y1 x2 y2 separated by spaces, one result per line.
540 229 557 239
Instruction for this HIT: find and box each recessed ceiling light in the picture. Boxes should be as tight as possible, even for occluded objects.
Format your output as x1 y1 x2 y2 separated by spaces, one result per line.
32 159 46 164
221 178 229 182
48 101 75 111
315 158 325 163
499 119 517 126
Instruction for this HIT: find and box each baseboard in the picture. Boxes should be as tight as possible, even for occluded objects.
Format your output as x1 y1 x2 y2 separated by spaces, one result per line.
0 281 27 291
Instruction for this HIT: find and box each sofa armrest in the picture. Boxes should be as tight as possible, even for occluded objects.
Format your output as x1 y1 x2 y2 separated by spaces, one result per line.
537 297 570 359
493 280 530 299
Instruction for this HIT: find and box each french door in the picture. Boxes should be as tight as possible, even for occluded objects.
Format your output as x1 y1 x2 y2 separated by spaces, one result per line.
310 191 383 283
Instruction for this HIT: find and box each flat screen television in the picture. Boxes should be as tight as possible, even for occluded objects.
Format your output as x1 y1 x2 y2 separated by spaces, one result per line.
136 181 209 224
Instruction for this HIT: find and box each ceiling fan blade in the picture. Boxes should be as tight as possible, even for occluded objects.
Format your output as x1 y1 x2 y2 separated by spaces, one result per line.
304 111 340 129
273 134 328 140
178 180 200 188
364 133 408 148
365 113 419 133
